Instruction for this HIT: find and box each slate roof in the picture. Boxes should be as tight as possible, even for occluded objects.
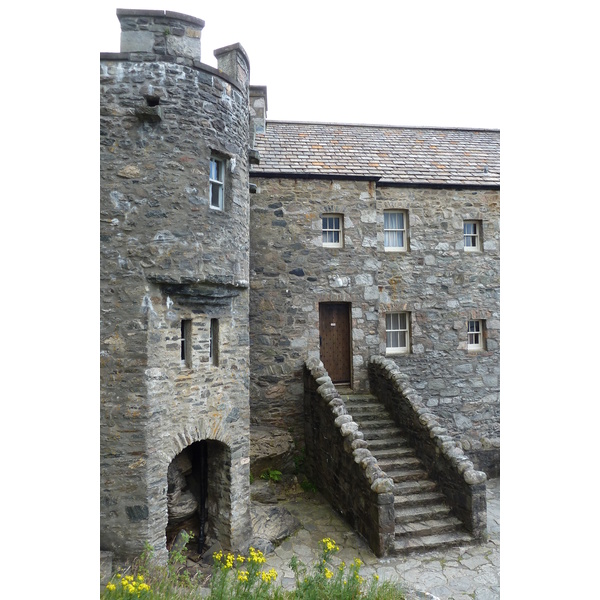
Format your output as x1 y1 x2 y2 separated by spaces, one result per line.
251 121 499 187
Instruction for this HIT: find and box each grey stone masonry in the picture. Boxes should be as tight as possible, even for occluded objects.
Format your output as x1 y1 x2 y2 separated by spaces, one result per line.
117 9 205 62
248 174 499 472
101 9 252 563
368 356 487 540
303 358 395 556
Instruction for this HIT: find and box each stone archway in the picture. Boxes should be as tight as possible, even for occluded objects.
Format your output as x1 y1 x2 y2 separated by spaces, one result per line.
166 439 231 554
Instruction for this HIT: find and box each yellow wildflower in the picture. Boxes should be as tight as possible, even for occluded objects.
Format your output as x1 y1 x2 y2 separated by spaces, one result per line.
106 582 116 591
325 568 333 579
237 570 249 582
249 547 266 564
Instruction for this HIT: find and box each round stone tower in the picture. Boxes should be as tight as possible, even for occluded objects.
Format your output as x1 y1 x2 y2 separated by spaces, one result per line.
100 9 252 563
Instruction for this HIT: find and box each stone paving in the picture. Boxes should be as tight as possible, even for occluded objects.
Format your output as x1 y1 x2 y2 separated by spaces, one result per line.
263 478 499 600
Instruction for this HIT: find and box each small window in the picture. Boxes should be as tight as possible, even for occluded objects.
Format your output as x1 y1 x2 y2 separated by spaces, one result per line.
210 318 219 366
181 319 192 368
386 312 410 354
322 214 343 247
467 319 484 350
464 220 482 252
384 210 408 251
209 157 225 210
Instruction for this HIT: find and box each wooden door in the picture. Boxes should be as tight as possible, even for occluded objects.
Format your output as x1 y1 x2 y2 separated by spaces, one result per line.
319 303 351 384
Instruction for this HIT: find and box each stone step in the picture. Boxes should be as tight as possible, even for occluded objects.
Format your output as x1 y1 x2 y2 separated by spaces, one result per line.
355 418 400 430
361 427 406 441
372 447 416 463
349 409 390 422
393 479 438 495
365 436 410 451
371 444 415 462
341 394 379 402
341 388 476 558
377 456 422 472
395 516 464 538
395 503 452 523
394 491 447 508
386 467 430 483
392 530 475 555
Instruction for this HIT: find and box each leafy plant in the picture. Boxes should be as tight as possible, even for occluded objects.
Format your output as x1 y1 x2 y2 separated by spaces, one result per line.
260 468 282 483
293 451 305 474
210 547 279 600
289 537 405 599
300 479 317 493
102 536 405 599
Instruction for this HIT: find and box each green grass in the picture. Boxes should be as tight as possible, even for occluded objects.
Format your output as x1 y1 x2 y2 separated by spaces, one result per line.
101 536 406 599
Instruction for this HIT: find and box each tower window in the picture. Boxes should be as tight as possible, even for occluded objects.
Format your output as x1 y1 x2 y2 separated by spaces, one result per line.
210 318 219 366
181 319 192 368
210 157 225 210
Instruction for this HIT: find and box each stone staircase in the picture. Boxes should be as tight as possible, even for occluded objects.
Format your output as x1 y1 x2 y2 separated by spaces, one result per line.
340 392 475 555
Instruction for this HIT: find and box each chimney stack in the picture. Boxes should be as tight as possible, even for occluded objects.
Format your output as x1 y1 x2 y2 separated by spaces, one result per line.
214 43 250 91
249 86 268 149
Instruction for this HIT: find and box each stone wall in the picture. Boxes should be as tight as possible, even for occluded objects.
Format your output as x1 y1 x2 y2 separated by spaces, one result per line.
303 359 395 556
249 176 500 457
100 10 252 562
368 356 487 538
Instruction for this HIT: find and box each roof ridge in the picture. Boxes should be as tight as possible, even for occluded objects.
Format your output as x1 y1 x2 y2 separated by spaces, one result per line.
264 120 500 133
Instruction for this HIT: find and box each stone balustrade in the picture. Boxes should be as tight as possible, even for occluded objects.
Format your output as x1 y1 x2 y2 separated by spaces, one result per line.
369 356 487 540
303 358 395 556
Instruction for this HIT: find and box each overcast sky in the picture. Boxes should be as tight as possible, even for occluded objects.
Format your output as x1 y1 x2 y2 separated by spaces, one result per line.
99 1 503 129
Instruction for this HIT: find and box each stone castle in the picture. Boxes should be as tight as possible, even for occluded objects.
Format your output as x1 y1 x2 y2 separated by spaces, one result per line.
100 9 499 564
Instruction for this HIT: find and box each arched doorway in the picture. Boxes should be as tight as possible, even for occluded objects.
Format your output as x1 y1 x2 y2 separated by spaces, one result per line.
166 439 231 554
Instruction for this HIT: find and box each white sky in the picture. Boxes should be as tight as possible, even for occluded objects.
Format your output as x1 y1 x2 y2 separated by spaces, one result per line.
98 0 503 129
3 3 599 597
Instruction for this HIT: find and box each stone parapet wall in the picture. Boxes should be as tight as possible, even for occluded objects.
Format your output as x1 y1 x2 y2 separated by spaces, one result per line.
303 358 395 556
369 356 487 539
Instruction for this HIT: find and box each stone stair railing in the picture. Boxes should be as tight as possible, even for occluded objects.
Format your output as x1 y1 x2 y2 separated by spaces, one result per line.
303 358 396 556
368 356 488 541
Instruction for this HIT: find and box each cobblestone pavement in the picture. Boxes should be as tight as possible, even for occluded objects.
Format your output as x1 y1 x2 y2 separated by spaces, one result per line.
264 478 499 600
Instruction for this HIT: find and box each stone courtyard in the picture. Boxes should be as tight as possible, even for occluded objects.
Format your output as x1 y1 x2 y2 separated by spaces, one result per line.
256 477 499 600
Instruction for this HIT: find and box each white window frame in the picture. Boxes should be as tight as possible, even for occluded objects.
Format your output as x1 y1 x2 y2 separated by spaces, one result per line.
463 220 481 252
386 312 410 354
322 214 343 248
384 210 408 251
209 157 225 210
467 319 484 351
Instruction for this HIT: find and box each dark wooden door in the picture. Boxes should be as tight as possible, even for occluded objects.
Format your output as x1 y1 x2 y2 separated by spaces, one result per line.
319 303 351 384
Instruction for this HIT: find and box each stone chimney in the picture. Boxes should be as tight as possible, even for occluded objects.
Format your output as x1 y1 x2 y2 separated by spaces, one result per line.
214 43 250 91
117 9 205 62
249 86 268 150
